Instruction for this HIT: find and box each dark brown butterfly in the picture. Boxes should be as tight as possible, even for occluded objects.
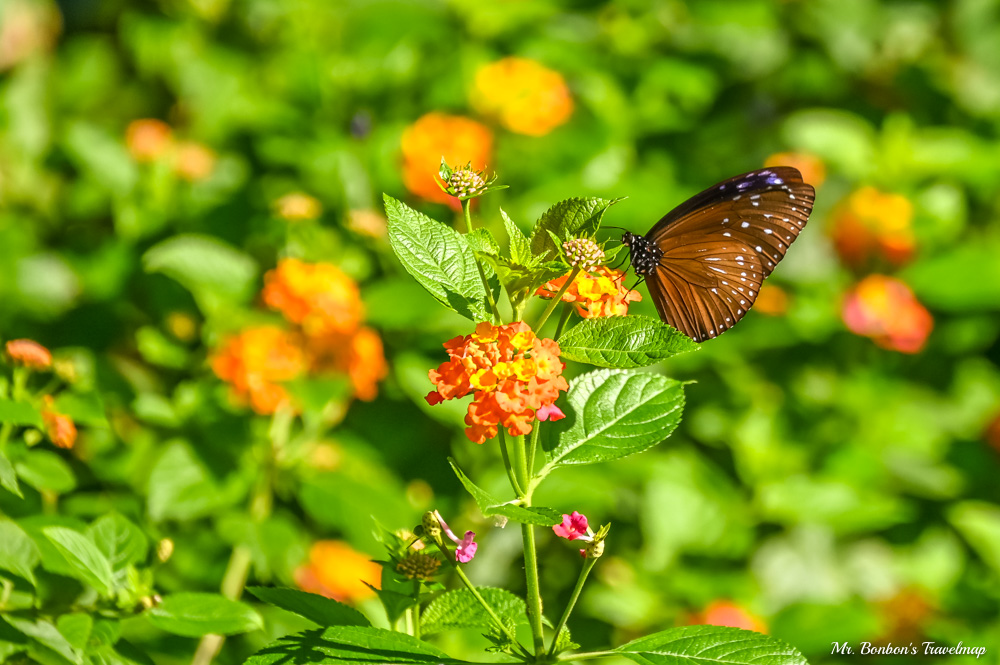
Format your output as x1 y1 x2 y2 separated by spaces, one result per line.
623 167 815 342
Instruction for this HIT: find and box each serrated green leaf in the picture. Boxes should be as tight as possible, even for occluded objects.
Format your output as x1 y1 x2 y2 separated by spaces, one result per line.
0 448 21 498
3 615 81 665
247 587 371 628
42 527 114 596
559 316 699 368
448 459 561 526
245 626 467 665
615 625 807 665
146 592 263 637
530 197 622 260
500 208 531 265
142 234 258 313
384 194 489 321
86 513 148 575
16 449 76 494
421 588 527 636
541 369 684 470
0 399 43 427
0 520 40 586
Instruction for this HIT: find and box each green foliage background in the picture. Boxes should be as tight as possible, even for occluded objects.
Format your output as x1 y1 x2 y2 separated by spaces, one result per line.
2 0 1000 663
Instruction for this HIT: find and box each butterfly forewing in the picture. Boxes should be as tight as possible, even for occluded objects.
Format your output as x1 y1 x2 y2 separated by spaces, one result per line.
643 167 815 342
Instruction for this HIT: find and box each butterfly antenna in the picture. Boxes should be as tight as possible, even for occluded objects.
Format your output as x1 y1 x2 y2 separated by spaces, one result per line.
626 275 645 296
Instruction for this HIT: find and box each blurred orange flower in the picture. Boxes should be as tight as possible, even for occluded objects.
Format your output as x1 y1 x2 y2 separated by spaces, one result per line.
877 587 934 642
401 113 493 205
263 259 364 337
842 275 933 353
126 119 174 163
764 152 826 188
426 321 568 444
753 284 789 317
5 339 52 370
0 0 61 71
210 326 306 414
536 267 641 318
690 600 768 634
275 192 322 222
472 57 573 136
306 326 388 402
830 187 915 268
42 396 76 449
174 142 217 181
984 412 1000 455
294 540 380 603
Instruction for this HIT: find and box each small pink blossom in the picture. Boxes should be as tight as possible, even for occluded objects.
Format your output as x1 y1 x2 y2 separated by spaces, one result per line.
553 511 589 541
536 404 565 422
434 510 479 563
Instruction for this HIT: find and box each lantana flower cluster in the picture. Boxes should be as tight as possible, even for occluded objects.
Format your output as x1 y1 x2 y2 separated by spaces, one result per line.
841 275 933 353
830 187 916 268
425 322 568 444
212 258 387 414
536 266 642 319
5 339 79 449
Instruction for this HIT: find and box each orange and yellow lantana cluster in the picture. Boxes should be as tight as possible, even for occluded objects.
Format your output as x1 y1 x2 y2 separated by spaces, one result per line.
401 113 493 206
294 540 381 603
841 275 933 354
536 266 642 318
471 57 574 137
425 322 568 444
211 259 387 414
830 187 916 268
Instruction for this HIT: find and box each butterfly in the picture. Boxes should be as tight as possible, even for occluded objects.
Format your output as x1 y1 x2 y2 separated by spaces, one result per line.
622 167 815 342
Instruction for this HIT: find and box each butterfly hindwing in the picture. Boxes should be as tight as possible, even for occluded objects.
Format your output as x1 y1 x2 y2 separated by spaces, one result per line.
641 167 816 342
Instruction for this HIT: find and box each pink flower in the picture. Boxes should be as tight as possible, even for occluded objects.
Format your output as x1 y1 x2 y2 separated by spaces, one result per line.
434 511 479 563
536 404 566 422
553 511 589 541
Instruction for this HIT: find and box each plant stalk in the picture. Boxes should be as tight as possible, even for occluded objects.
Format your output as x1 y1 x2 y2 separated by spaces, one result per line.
547 558 597 656
534 268 580 332
463 199 502 324
512 434 545 657
499 430 524 498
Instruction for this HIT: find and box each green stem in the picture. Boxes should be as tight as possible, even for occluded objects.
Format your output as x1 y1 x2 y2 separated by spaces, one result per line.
464 199 502 323
534 268 580 332
547 558 597 656
11 368 28 401
499 430 524 498
513 434 545 657
462 199 473 233
411 581 421 640
555 651 615 662
553 302 574 341
437 541 532 660
525 426 541 494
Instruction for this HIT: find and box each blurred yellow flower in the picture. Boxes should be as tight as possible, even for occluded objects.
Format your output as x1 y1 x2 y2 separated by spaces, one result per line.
764 151 826 188
347 209 388 239
401 112 493 205
472 57 573 136
210 326 306 414
275 192 322 222
294 540 380 603
830 187 915 268
752 284 789 317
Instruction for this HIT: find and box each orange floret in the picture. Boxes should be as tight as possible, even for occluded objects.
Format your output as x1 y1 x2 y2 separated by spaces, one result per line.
426 322 568 444
472 57 574 136
262 259 365 337
294 540 381 603
210 326 306 414
5 339 52 370
536 266 642 318
400 112 493 205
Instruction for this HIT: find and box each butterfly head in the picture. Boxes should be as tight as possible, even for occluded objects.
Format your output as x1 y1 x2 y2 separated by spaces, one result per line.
622 231 662 275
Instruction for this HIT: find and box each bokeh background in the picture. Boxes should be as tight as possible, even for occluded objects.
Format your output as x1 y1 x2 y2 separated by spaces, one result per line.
2 0 1000 663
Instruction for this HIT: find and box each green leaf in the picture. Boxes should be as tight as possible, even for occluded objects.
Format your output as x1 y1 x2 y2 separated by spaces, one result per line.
616 625 807 665
245 626 467 665
3 615 82 665
0 520 40 586
85 513 148 575
56 613 93 651
0 448 21 498
15 450 77 494
541 369 685 469
147 441 241 521
53 392 108 428
530 197 622 260
448 459 561 526
500 208 531 265
559 316 699 368
247 587 371 628
901 241 1000 312
42 527 114 596
142 234 258 313
421 588 527 636
384 194 489 321
949 501 1000 574
0 400 43 427
146 592 263 637
0 615 29 662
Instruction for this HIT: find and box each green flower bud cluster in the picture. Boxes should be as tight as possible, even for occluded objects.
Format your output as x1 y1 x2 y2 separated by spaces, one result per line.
562 237 605 270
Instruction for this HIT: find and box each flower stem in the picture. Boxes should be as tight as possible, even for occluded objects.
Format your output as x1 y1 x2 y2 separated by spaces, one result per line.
534 268 580 332
464 199 503 324
553 302 574 341
547 558 597 657
499 430 524 498
513 434 545 657
525 426 541 493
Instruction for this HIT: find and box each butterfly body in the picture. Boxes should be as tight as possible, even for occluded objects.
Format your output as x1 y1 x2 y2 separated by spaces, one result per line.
624 167 815 342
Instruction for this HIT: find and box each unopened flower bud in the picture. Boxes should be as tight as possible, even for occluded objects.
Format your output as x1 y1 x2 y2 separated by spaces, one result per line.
421 511 443 543
562 238 605 271
396 553 442 581
582 539 605 559
447 168 488 199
